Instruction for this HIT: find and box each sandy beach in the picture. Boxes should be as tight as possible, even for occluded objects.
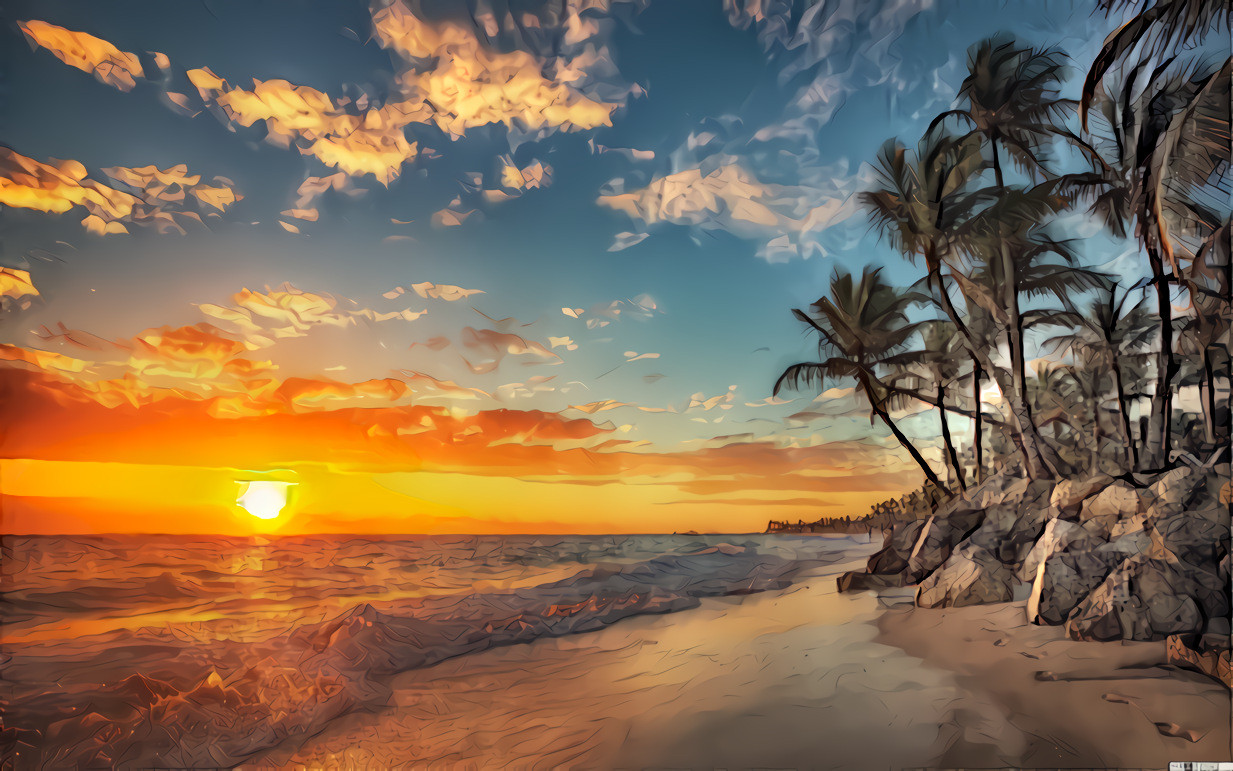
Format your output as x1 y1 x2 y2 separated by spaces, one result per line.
242 548 1231 769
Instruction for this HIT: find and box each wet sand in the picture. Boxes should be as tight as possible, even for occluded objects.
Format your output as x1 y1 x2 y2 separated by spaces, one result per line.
246 553 1231 769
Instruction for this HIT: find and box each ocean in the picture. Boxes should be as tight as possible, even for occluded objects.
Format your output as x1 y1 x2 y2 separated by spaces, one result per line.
1 533 875 768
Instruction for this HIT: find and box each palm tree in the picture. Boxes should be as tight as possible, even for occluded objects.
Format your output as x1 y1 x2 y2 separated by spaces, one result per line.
1080 0 1230 130
1076 59 1230 466
862 133 1056 479
774 266 948 493
1045 282 1156 469
926 34 1105 479
887 320 969 492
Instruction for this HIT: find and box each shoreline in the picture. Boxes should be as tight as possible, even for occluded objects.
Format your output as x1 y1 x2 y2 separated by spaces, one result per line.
248 541 1231 769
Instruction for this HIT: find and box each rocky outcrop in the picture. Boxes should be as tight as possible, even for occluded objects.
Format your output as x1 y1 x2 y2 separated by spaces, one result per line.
1167 634 1232 687
865 519 928 575
836 466 1229 675
1050 474 1113 516
905 506 985 582
1064 555 1230 642
915 541 1014 608
1078 481 1140 539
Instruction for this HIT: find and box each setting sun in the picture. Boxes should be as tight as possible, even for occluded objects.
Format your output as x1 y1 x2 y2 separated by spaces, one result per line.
236 480 293 520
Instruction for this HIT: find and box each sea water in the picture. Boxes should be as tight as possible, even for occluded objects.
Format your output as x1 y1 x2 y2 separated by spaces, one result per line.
1 533 872 768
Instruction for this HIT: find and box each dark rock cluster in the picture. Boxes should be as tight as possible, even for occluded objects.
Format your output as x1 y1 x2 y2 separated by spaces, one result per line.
840 466 1232 684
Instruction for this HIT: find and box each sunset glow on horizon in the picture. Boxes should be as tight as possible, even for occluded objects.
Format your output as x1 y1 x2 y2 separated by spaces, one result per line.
0 0 1115 536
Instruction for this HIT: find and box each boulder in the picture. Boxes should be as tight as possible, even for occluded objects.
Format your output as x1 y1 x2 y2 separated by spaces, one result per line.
1109 512 1149 540
996 483 1055 570
915 542 1014 608
1050 474 1114 516
1167 634 1232 687
1027 548 1120 625
1018 518 1104 582
1079 481 1140 539
865 519 928 575
1142 466 1206 518
1065 555 1231 642
905 507 984 583
837 571 906 593
964 474 1030 509
1146 512 1228 565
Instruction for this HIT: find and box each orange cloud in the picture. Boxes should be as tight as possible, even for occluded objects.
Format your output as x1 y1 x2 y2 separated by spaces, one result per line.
187 70 421 184
19 20 144 91
0 268 39 308
0 149 242 235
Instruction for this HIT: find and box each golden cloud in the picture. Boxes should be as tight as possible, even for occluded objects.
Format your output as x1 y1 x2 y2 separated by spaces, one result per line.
383 281 485 301
372 2 620 138
19 20 144 91
188 71 421 185
197 284 427 349
0 149 242 235
0 268 40 306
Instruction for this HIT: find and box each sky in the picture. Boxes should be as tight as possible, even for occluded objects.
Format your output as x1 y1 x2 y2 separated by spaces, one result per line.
0 0 1127 534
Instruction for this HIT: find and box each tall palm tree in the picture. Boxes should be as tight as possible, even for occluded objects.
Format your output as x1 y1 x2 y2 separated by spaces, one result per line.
886 320 969 492
862 133 1058 479
923 33 1099 479
774 266 948 493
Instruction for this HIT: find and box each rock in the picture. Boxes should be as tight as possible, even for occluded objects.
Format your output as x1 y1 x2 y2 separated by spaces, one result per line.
964 504 1018 552
1109 512 1148 540
915 542 1014 608
1018 519 1104 582
905 507 984 582
1167 634 1233 687
865 519 927 575
1146 512 1227 564
1065 555 1231 642
837 571 906 592
1050 474 1114 515
1028 549 1120 625
1079 481 1140 539
986 479 1056 571
964 474 1029 509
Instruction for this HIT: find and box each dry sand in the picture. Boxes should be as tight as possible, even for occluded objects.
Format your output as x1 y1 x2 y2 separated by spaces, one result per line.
878 598 1233 770
247 553 1232 769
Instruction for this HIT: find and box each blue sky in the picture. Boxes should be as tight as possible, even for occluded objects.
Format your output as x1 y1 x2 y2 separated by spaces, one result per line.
0 1 1143 530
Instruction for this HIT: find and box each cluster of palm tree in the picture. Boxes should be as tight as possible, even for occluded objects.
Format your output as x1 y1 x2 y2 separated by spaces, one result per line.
776 0 1230 494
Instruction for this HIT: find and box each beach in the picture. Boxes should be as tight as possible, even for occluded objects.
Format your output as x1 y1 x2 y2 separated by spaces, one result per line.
249 548 1231 769
5 533 1229 769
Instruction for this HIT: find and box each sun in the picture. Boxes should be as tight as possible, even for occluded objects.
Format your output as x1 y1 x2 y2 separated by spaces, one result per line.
236 480 293 520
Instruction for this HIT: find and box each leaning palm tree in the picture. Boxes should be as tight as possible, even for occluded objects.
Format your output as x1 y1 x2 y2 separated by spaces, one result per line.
862 133 1055 479
920 33 1099 478
1075 58 1230 466
1081 0 1230 130
774 266 948 493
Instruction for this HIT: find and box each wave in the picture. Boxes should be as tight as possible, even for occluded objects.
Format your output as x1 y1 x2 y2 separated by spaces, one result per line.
2 536 858 769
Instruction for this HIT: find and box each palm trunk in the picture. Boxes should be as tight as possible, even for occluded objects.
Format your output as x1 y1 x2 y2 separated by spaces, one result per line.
972 359 984 484
1112 357 1138 470
927 262 1041 477
989 145 1065 480
1146 248 1177 468
937 382 966 492
866 377 948 494
1200 345 1216 446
